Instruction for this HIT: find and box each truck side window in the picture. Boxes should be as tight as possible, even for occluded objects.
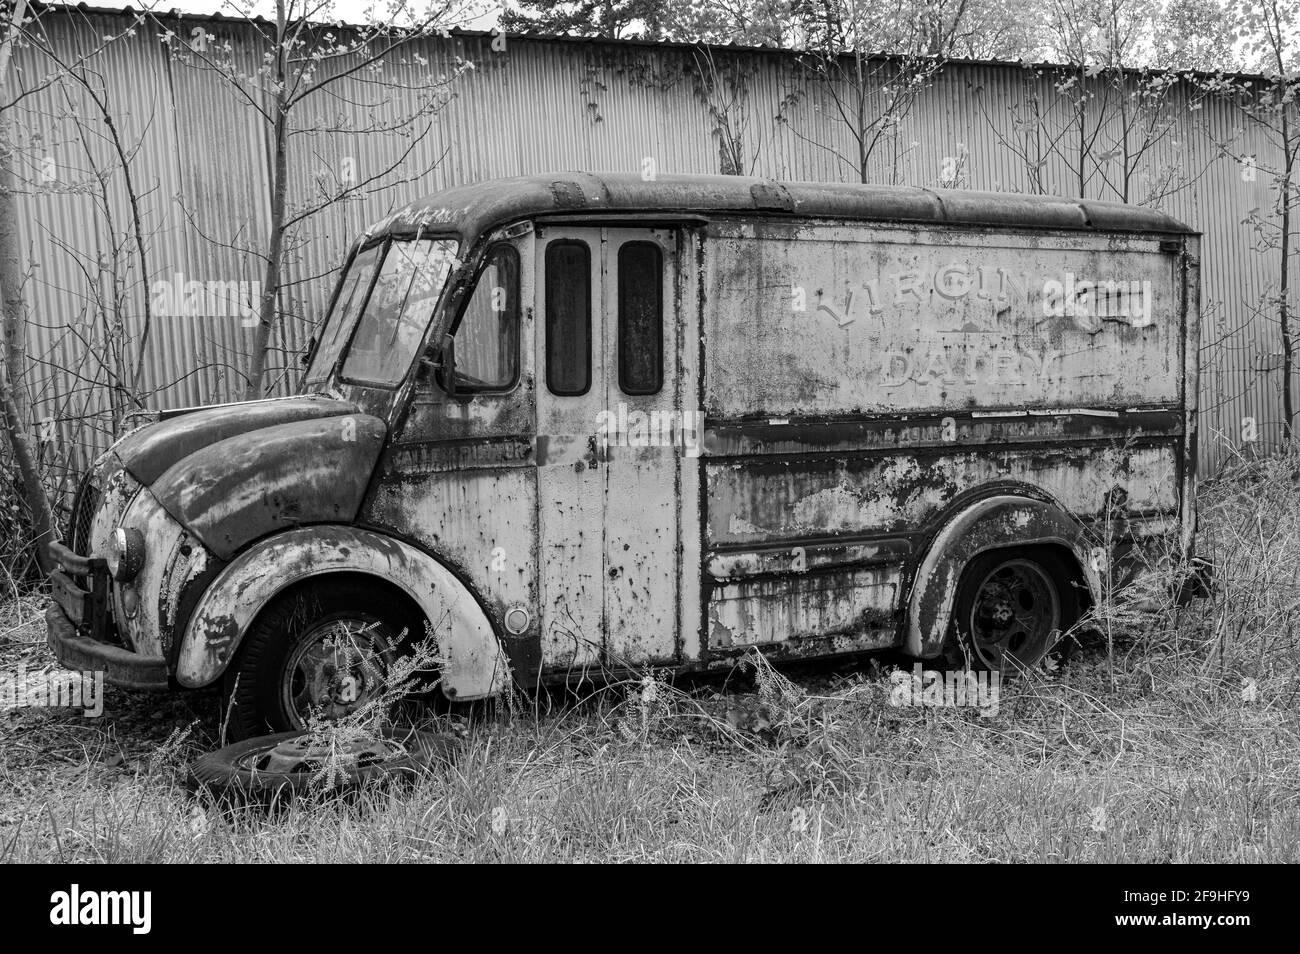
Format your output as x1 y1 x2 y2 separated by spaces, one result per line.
545 240 591 396
454 244 520 391
617 241 663 395
305 243 383 384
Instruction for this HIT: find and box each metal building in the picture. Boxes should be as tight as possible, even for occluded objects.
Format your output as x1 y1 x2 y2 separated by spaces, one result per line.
5 4 1288 473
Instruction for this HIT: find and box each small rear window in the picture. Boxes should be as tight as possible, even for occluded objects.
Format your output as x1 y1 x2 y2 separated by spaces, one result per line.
617 242 663 395
545 240 592 396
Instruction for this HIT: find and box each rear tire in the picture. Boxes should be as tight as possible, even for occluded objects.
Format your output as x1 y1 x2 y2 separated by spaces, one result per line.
221 579 423 741
946 547 1081 673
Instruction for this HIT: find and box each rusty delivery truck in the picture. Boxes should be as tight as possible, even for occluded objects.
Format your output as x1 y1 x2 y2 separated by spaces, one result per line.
45 172 1201 737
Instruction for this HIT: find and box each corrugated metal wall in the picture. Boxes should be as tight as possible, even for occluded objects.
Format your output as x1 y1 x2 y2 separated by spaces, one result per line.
7 9 1290 473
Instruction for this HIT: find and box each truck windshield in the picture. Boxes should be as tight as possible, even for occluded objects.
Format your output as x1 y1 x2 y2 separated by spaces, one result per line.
305 237 459 388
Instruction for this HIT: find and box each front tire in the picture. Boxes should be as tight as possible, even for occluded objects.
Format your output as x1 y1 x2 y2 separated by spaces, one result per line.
222 579 422 740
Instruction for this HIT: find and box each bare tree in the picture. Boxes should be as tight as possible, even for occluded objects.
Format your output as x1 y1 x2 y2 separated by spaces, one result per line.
15 11 162 438
152 0 480 400
1200 0 1300 439
691 47 766 175
4 5 233 535
977 0 1211 206
0 0 55 569
776 0 945 184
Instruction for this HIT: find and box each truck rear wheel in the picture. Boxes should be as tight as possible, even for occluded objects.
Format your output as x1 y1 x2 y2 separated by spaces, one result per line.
221 579 422 740
947 547 1080 673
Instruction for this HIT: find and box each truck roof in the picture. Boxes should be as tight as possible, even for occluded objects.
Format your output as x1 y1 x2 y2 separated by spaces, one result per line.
366 172 1195 244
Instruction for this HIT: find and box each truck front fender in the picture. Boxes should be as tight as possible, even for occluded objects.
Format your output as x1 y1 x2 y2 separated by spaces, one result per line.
175 526 508 699
150 414 386 561
906 495 1101 657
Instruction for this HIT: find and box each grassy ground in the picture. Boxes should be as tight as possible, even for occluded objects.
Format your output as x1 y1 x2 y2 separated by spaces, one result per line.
2 458 1299 862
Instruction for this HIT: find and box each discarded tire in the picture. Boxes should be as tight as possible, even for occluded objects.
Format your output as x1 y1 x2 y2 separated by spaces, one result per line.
187 727 456 804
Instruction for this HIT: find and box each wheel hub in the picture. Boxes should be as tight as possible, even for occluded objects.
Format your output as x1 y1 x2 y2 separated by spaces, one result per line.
987 598 1015 627
967 558 1061 669
239 736 403 775
281 618 396 726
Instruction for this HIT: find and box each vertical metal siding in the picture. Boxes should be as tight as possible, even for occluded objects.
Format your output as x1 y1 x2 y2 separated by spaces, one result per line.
9 13 1294 474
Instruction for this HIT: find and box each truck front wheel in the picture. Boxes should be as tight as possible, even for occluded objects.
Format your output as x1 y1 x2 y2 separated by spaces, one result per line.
221 579 422 740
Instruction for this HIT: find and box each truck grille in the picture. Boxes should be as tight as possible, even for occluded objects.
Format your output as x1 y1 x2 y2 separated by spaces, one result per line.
69 475 100 557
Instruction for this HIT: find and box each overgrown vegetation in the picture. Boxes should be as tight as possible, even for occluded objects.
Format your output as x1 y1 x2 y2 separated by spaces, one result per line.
0 436 42 598
2 456 1299 863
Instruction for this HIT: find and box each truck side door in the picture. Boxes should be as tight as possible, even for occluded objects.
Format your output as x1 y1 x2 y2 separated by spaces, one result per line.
536 224 700 672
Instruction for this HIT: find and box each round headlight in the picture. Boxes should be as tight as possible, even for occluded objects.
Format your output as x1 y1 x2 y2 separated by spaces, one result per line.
106 527 146 582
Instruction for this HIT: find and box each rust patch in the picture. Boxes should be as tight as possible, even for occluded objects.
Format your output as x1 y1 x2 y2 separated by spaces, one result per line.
150 415 386 560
